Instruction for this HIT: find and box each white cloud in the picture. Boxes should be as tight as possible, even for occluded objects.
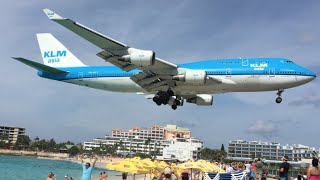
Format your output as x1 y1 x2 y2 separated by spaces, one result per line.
246 120 278 138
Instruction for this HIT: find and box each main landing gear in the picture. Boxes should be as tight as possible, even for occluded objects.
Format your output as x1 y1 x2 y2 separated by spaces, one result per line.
275 89 284 104
152 90 182 110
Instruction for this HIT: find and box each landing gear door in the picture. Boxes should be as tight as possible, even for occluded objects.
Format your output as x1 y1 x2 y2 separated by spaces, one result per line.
269 68 275 77
226 68 232 77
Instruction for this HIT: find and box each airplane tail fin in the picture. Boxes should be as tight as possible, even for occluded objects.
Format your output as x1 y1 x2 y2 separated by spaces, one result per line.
36 33 86 67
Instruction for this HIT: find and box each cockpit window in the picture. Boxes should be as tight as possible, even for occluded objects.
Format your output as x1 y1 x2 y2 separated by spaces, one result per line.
286 60 294 63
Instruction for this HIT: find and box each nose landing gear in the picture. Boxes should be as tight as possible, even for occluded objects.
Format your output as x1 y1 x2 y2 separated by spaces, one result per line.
275 89 284 104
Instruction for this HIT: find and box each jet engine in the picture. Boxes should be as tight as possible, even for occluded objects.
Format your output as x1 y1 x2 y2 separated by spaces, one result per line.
173 70 207 85
121 48 155 67
186 94 213 106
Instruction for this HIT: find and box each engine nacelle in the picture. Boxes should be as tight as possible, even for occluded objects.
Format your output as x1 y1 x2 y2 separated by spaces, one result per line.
121 48 155 67
186 94 213 106
173 70 207 85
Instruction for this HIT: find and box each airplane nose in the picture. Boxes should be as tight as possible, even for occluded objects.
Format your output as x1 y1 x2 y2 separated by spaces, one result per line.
306 70 316 82
310 70 317 79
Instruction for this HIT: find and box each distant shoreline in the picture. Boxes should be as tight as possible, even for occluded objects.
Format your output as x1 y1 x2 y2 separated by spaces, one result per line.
0 149 69 158
0 149 123 170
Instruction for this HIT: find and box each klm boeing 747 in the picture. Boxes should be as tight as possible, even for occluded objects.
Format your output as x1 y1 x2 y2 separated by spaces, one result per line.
13 9 316 110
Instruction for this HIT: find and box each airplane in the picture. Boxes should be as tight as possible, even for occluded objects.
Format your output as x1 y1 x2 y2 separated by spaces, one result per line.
13 9 317 110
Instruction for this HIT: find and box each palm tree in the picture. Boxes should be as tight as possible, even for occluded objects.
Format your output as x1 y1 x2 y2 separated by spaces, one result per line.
136 143 140 153
144 138 151 154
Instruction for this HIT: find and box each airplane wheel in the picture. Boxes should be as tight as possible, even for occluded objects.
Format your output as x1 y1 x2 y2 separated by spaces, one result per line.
153 97 162 106
167 89 174 96
171 105 177 110
175 99 181 106
156 100 162 106
276 97 282 104
153 96 158 103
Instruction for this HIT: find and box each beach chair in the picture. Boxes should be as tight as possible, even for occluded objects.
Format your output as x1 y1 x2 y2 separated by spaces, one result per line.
231 171 246 180
219 172 232 180
204 173 219 180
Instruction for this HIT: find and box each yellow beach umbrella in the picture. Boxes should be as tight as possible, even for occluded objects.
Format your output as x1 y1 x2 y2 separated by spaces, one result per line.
106 162 123 171
123 158 156 170
106 160 149 174
178 161 211 172
142 158 157 169
153 160 169 169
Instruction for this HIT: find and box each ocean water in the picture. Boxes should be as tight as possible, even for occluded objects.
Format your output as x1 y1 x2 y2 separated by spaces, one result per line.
0 155 119 180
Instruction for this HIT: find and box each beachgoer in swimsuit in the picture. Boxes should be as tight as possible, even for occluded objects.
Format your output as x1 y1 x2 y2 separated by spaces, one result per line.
307 158 320 180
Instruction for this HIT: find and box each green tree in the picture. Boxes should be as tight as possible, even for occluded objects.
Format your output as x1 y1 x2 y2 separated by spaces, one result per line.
220 144 225 152
68 146 80 155
48 139 57 152
15 135 31 149
200 147 227 161
0 134 9 148
144 138 151 154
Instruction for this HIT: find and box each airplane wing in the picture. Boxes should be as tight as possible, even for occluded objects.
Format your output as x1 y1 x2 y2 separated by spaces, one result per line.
43 8 178 92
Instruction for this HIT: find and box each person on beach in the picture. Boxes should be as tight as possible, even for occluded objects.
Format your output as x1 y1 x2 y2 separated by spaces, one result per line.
181 169 190 180
122 172 128 180
307 158 320 180
251 160 256 180
100 171 108 180
80 154 98 180
46 172 55 180
255 158 263 180
278 156 290 180
245 161 251 180
64 175 69 180
157 167 181 180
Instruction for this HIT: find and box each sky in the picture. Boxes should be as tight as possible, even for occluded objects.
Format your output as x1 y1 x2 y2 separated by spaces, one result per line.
1 1 319 149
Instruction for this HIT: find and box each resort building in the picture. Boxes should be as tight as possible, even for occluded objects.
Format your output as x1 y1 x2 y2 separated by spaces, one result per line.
228 140 320 161
0 125 26 144
83 124 202 160
160 137 203 161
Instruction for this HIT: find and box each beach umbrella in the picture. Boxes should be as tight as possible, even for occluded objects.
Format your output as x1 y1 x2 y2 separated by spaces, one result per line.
106 162 123 171
153 160 169 169
208 162 222 172
122 158 156 170
106 160 149 174
141 159 156 169
177 161 211 172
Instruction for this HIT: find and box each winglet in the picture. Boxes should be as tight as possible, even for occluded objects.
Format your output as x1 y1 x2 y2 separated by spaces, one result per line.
43 8 65 20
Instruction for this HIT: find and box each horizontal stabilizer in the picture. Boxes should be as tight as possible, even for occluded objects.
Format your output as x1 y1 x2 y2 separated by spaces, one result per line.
13 57 69 75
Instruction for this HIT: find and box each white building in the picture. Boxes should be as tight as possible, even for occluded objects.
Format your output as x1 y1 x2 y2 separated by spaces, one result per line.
160 137 203 161
228 140 320 161
0 125 26 144
83 125 203 160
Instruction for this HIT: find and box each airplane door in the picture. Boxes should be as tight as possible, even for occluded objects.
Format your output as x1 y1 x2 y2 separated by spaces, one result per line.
242 59 248 66
269 68 275 77
226 68 232 77
78 72 84 81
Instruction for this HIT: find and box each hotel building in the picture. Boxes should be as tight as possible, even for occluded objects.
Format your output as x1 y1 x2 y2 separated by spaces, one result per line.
0 126 26 144
228 140 320 161
83 124 202 160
